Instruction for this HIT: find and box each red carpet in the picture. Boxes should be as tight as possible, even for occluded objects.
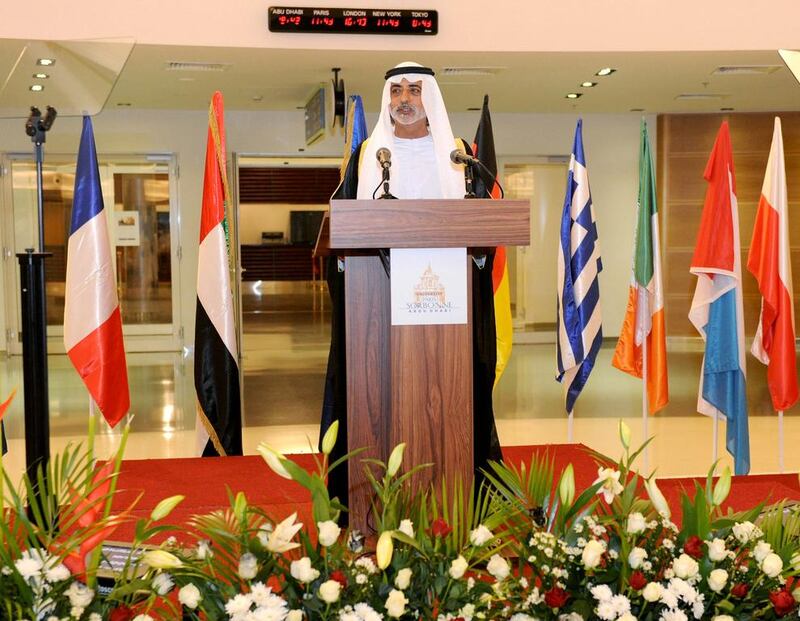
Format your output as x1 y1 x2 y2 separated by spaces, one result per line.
109 445 800 541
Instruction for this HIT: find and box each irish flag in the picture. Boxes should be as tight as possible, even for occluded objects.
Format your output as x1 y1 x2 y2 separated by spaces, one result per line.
747 117 798 411
612 120 668 413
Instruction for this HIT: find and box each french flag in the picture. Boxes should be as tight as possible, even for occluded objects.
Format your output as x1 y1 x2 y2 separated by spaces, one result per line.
64 117 130 427
747 118 798 412
688 121 749 475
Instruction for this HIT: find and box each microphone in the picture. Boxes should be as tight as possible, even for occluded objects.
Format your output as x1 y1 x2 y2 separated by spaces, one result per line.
450 149 479 166
376 147 392 169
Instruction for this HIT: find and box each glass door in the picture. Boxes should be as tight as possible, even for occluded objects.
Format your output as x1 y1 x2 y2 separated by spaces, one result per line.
1 154 181 354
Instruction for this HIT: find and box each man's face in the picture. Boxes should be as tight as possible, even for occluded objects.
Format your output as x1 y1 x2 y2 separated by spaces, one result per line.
389 78 426 126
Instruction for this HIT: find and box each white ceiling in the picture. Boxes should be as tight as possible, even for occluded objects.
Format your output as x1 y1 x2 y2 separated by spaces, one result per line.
1 40 799 117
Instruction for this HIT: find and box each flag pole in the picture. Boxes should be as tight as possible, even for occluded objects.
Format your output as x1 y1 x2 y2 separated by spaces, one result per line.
641 333 648 473
87 397 96 464
778 409 785 472
712 412 719 464
567 409 574 443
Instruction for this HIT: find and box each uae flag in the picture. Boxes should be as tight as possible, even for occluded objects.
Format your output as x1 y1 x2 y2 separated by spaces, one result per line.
195 91 242 456
612 120 668 413
472 95 513 386
747 117 798 411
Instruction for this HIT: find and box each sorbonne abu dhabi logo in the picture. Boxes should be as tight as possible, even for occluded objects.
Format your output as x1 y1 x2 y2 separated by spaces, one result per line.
406 263 455 314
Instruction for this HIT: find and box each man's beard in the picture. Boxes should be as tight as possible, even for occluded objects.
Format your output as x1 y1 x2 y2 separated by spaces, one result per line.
390 103 426 126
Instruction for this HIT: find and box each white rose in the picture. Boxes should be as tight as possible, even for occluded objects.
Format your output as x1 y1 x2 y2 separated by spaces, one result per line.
707 538 727 562
318 579 341 603
753 541 772 563
178 583 202 609
707 569 728 592
628 547 648 569
385 588 408 618
238 553 259 580
459 603 475 619
132 616 155 621
626 512 647 534
672 553 699 579
712 616 734 621
394 567 412 590
642 582 663 602
449 555 468 579
469 524 494 547
761 552 783 578
618 614 637 621
398 519 415 539
317 521 341 547
290 557 320 583
486 554 510 581
152 572 174 595
66 582 94 608
582 539 606 569
287 610 304 621
732 521 758 544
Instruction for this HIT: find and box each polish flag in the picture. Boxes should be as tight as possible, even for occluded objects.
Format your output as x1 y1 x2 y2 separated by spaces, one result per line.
64 117 130 427
747 117 798 411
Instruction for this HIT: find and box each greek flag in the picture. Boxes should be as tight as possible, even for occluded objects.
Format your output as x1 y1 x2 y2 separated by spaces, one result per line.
556 119 603 413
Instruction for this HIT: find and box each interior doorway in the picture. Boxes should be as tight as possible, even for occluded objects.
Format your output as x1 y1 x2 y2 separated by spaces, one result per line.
231 155 340 441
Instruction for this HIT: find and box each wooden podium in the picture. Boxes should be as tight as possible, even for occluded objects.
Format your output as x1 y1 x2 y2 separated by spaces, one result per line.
315 199 530 532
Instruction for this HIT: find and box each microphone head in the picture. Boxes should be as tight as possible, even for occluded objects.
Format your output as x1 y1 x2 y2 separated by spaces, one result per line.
376 147 391 166
450 149 469 165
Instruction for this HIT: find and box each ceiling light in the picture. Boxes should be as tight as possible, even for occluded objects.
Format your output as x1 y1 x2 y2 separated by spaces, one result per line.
165 61 230 72
595 67 616 76
29 84 44 92
712 65 781 75
720 107 735 111
116 102 132 107
440 66 505 76
565 93 582 99
675 93 726 100
630 107 645 112
467 107 480 111
33 73 49 79
36 58 55 66
581 81 597 88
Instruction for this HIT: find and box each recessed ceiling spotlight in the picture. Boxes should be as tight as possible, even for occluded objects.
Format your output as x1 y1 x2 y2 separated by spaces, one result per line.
581 81 597 88
595 67 616 76
252 95 264 102
29 84 44 92
565 93 582 99
33 73 49 79
36 58 55 66
177 77 196 82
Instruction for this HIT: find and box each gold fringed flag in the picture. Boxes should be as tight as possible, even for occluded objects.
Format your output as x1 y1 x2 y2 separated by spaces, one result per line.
612 120 669 413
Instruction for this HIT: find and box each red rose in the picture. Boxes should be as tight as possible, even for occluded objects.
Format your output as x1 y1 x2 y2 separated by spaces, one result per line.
731 583 749 598
629 571 648 591
109 607 134 621
770 589 797 617
684 535 703 559
330 570 348 587
544 586 570 609
430 518 452 538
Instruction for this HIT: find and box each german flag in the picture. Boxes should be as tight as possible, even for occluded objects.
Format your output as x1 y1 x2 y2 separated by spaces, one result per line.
472 95 512 386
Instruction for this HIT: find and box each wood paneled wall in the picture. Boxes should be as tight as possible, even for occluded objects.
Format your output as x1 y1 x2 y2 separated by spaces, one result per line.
657 112 800 337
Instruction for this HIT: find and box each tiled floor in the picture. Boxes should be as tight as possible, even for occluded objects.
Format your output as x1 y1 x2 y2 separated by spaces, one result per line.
1 281 798 486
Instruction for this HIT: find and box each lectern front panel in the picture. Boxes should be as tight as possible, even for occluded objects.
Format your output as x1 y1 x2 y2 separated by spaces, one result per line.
344 256 391 530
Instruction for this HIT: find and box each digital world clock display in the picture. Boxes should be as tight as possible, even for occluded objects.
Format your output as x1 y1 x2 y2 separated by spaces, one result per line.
268 7 438 35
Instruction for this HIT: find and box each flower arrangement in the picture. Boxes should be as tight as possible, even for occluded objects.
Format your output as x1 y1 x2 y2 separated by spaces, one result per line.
1 419 800 620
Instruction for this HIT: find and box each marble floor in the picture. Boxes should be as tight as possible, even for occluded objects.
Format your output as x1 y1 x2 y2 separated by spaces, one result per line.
1 281 798 487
